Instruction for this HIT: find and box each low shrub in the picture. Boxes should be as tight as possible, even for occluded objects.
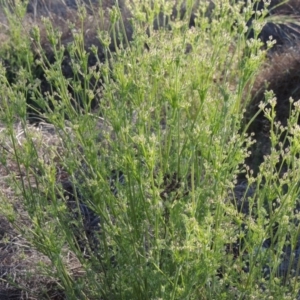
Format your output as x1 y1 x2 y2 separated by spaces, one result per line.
1 0 300 299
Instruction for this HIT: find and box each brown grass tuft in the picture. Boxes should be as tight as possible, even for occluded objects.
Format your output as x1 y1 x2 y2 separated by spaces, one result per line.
0 121 86 299
245 44 300 174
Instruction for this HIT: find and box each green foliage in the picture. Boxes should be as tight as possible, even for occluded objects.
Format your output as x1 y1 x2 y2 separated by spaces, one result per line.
0 1 34 83
1 0 300 299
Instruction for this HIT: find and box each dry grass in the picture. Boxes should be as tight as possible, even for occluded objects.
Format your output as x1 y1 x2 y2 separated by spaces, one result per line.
0 112 122 298
244 43 300 175
0 122 85 300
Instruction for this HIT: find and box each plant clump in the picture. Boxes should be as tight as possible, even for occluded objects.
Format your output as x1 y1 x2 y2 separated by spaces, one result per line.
1 1 300 299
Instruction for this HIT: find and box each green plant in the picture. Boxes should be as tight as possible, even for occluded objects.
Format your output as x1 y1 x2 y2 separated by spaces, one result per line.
1 1 300 299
